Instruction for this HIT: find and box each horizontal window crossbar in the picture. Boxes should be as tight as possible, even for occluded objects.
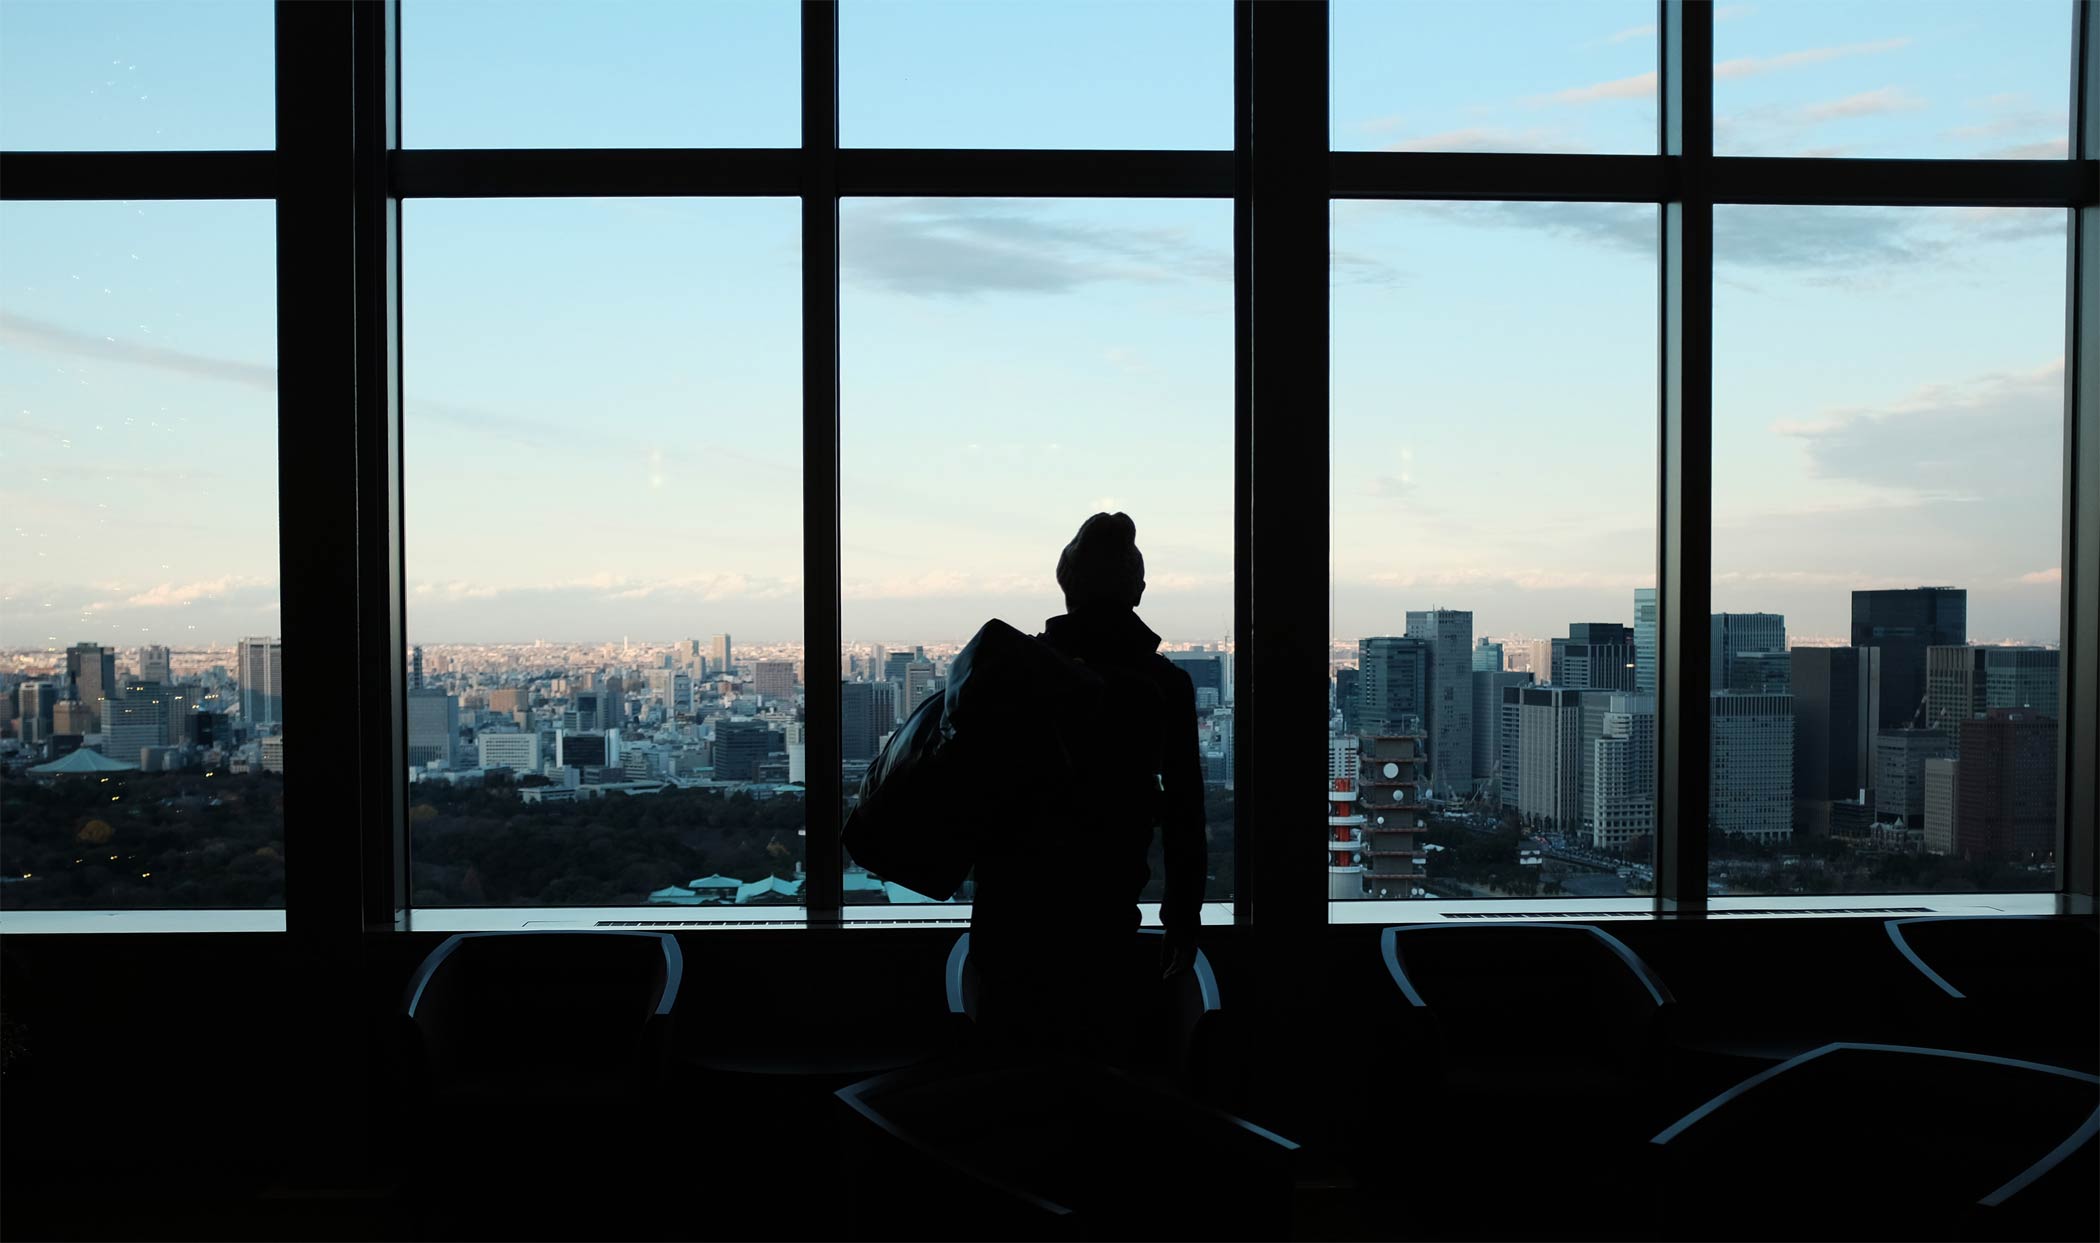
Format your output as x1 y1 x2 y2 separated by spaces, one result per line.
0 150 276 200
835 148 1235 197
393 147 802 197
1330 151 1671 202
1710 157 2097 208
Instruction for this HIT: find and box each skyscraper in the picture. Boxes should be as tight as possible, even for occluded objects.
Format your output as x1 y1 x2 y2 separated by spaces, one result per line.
1498 683 1526 805
1164 649 1225 698
65 641 117 734
1591 693 1657 851
1852 587 1966 730
1711 613 1787 694
841 680 898 764
903 661 941 718
138 644 172 685
1471 669 1532 787
709 633 733 677
712 719 769 781
1633 588 1657 695
407 688 460 768
1334 666 1359 732
1922 757 1959 855
236 637 283 733
1552 623 1636 692
1356 637 1429 737
410 645 425 691
1405 609 1474 795
1790 646 1881 834
1710 692 1793 843
1471 638 1504 674
1954 710 2055 859
1924 645 2059 751
102 679 168 765
1875 727 1955 826
755 659 797 701
1516 686 1587 829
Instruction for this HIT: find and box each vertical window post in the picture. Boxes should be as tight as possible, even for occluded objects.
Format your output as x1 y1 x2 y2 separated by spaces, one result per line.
2062 0 2099 914
803 0 845 924
1656 0 1714 916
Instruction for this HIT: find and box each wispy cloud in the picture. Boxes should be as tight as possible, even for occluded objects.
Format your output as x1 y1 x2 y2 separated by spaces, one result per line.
841 200 1227 297
1378 125 1586 154
1714 37 1911 81
1538 72 1656 107
1796 87 1926 123
2017 568 2061 585
0 311 275 391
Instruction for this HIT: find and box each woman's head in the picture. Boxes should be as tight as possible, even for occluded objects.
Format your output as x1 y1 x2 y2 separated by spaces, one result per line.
1056 512 1146 612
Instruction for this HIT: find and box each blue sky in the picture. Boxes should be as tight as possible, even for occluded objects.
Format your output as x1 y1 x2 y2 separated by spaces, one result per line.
0 0 2074 650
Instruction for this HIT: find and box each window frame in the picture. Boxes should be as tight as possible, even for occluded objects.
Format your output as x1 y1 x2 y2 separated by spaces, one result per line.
1 0 2092 941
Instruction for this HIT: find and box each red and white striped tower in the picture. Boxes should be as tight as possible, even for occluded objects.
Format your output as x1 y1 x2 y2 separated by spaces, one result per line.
1328 735 1365 900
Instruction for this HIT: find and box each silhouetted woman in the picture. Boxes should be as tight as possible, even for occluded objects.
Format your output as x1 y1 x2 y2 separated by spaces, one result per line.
969 512 1207 1063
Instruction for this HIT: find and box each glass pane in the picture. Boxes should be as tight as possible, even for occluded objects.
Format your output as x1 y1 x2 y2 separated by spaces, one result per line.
0 0 273 151
1332 0 1657 154
1331 201 1658 910
840 0 1231 149
840 197 1235 921
1714 0 2071 158
404 0 798 148
403 199 803 910
1 201 281 910
1712 206 2064 896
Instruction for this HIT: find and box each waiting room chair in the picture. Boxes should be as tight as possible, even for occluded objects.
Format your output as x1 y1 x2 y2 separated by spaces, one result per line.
1883 916 2099 1072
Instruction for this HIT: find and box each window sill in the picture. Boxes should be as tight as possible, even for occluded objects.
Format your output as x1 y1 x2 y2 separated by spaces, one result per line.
1327 892 2061 923
0 909 286 934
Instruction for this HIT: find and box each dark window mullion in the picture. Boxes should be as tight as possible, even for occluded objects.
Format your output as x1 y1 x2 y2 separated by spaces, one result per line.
1656 0 1714 917
2061 0 2099 912
803 0 844 925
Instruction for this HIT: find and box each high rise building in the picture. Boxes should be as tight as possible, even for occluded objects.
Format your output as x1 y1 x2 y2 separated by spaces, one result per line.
66 641 118 733
1852 587 1966 730
487 687 529 714
1875 727 1955 826
882 647 922 687
52 700 95 738
1165 649 1225 699
477 731 540 774
565 688 614 733
755 659 797 701
1405 609 1474 796
713 719 769 781
1953 710 2055 860
1710 692 1794 843
17 681 56 746
138 644 171 685
1503 638 1554 682
1470 669 1532 789
407 688 460 768
236 637 283 733
903 661 941 719
1471 639 1504 674
708 633 733 677
1327 735 1366 900
102 680 168 765
1710 613 1787 694
1552 623 1636 692
1633 588 1657 695
1922 757 1959 855
1591 693 1657 851
1515 686 1587 829
1358 734 1429 899
785 720 808 785
841 680 898 763
554 730 615 770
1357 637 1429 737
1498 682 1526 806
1924 645 2059 750
1334 666 1359 732
410 645 425 691
1790 646 1882 834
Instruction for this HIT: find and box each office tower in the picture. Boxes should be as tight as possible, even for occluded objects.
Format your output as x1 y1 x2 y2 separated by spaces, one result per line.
1982 647 2059 717
102 680 168 765
236 637 283 732
603 676 625 727
1633 588 1658 694
1922 758 1959 855
841 680 898 763
407 688 460 768
1334 667 1359 732
1357 637 1429 737
785 720 808 785
1165 650 1225 699
902 661 940 720
477 731 540 774
1405 609 1474 795
1472 639 1504 674
1498 683 1526 805
1954 710 2056 859
66 641 118 733
138 644 171 685
1874 727 1955 825
1710 613 1787 694
1552 623 1636 692
881 648 922 688
1591 693 1657 851
1502 638 1554 682
1791 646 1882 834
554 730 613 770
708 634 733 677
1471 669 1532 786
260 736 285 774
1359 734 1429 899
1925 646 2060 750
411 645 425 691
163 686 197 745
1328 735 1366 900
1516 686 1587 829
17 681 56 746
755 659 797 701
565 688 613 734
1852 587 1966 730
869 645 887 684
52 700 95 738
487 688 529 714
713 719 769 781
1710 692 1794 843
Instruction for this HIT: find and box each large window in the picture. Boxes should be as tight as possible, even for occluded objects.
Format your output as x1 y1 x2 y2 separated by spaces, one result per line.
0 200 283 912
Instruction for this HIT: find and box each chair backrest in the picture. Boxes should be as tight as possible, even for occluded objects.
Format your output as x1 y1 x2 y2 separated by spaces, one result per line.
1884 915 2099 1003
1380 922 1671 1063
1652 1042 2099 1237
402 931 682 1097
